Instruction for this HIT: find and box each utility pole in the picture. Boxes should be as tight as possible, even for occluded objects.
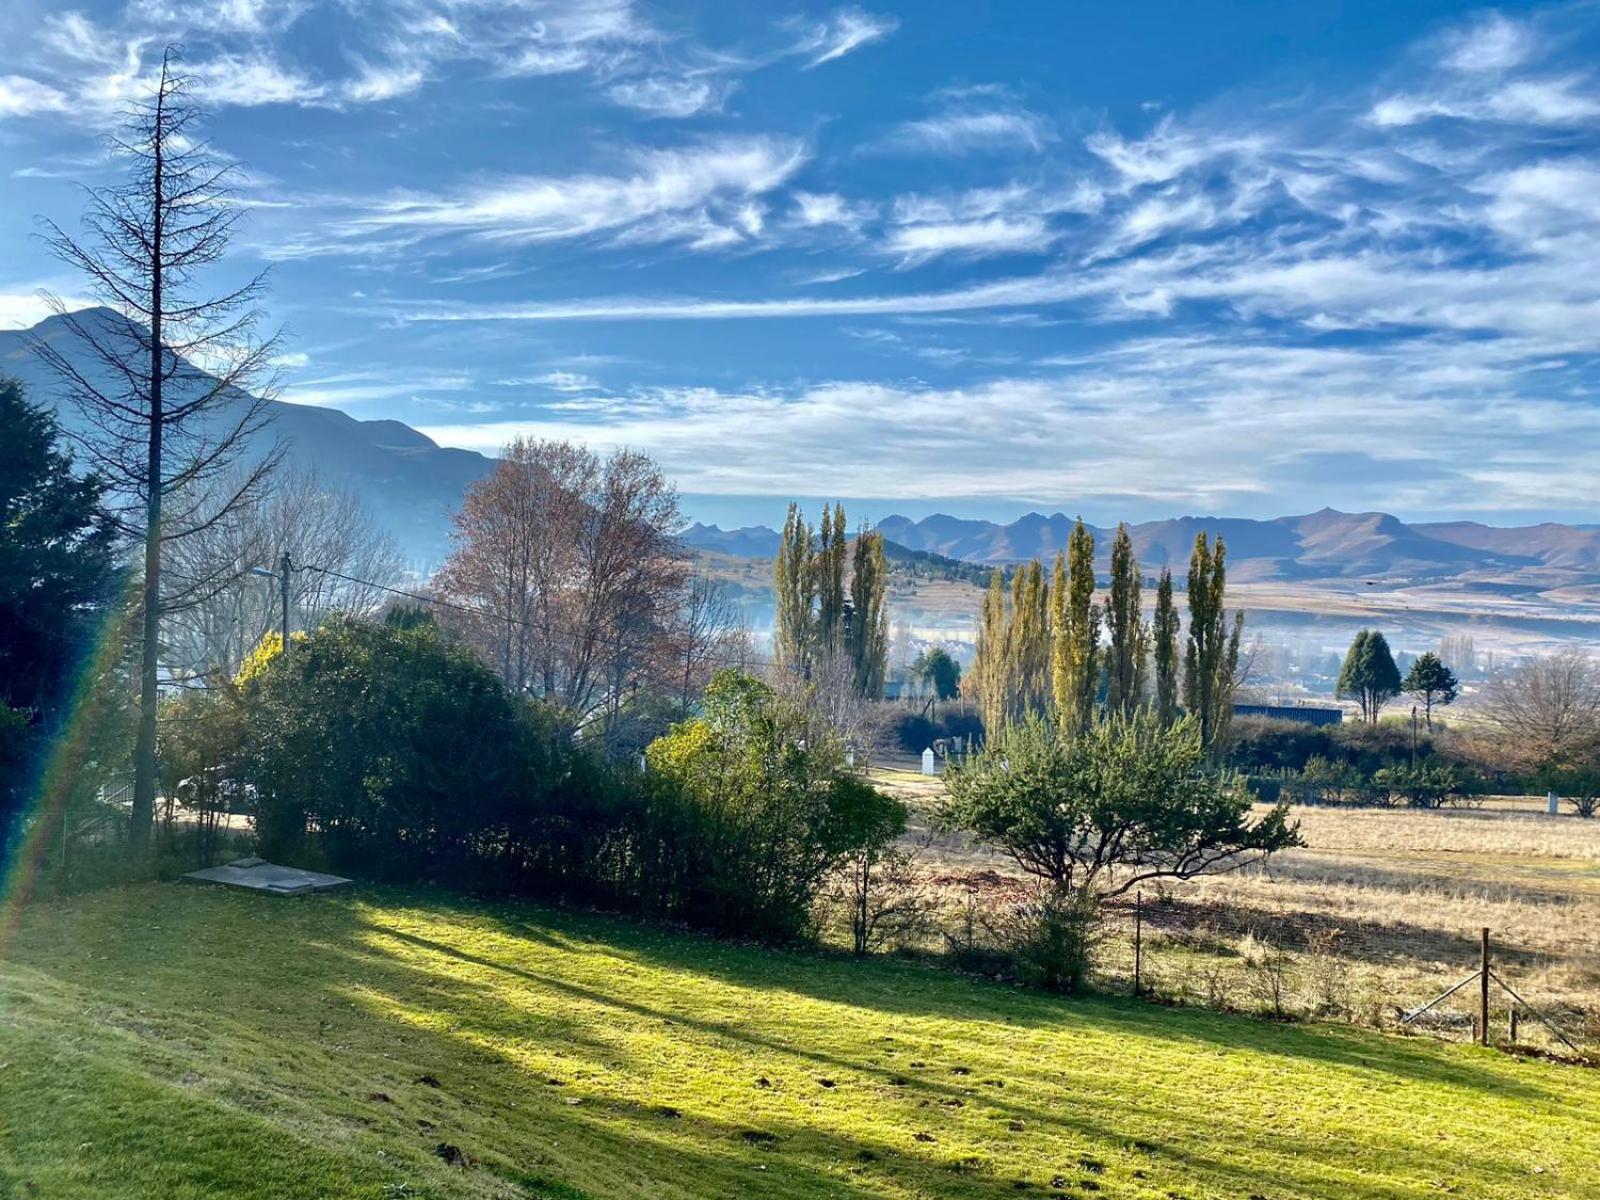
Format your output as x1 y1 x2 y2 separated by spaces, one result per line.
250 552 293 655
279 550 292 655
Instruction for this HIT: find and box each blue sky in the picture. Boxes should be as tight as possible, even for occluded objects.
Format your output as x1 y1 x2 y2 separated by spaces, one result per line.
3 1 1599 530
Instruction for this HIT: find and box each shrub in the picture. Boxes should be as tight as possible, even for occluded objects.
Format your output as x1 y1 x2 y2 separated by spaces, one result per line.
643 670 906 942
1011 889 1100 994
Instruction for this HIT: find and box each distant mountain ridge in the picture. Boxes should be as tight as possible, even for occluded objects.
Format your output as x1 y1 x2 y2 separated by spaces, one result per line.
682 507 1600 584
9 309 1596 585
1 309 493 566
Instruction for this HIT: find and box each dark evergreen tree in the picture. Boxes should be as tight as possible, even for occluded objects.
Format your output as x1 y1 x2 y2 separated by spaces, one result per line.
1337 629 1402 723
1402 651 1459 729
0 378 120 849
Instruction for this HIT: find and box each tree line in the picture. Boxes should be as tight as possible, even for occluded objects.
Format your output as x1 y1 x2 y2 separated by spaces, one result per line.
968 520 1242 749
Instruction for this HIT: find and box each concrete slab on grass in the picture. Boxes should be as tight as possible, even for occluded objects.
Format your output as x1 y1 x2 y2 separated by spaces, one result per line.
182 857 352 897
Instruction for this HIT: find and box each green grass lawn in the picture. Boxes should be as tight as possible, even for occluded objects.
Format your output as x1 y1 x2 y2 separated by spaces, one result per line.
2 884 1596 1199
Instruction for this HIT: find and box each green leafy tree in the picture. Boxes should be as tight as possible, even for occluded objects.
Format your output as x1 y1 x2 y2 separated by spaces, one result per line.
1183 533 1243 750
1051 520 1100 734
243 615 552 873
1105 523 1148 717
1337 630 1402 723
941 710 1299 898
773 503 816 676
847 526 888 699
912 647 962 718
1152 568 1180 726
645 670 905 941
1402 652 1459 729
1 378 120 853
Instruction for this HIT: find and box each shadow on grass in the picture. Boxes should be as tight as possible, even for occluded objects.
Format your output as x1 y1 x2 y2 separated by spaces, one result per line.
375 886 1552 1101
5 882 1587 1200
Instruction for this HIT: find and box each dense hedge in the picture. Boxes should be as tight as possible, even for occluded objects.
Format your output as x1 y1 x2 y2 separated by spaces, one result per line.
241 618 900 941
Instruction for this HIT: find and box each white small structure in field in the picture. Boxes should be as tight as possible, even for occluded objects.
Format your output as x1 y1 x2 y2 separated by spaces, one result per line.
921 747 936 776
1549 790 1561 816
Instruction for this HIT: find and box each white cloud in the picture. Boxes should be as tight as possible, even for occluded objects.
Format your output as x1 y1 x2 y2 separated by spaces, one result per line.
790 7 899 69
606 76 731 118
883 109 1050 156
1442 12 1536 74
412 333 1598 515
0 75 71 119
196 53 325 106
886 217 1056 263
344 137 807 249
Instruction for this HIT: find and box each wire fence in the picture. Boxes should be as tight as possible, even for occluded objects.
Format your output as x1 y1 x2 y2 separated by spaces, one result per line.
893 867 1600 1060
1092 893 1599 1056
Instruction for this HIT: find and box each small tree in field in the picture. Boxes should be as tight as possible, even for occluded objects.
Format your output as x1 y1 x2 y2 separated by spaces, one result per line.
940 712 1297 992
1402 652 1458 729
941 712 1299 899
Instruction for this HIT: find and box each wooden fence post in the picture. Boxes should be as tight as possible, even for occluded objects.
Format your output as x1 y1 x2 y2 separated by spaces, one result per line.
1479 928 1491 1047
1134 890 1143 997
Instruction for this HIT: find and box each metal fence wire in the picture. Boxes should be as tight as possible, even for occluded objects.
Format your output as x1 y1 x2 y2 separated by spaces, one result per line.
1090 893 1598 1056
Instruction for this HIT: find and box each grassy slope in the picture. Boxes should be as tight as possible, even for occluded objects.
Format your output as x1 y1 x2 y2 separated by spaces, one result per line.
2 885 1596 1200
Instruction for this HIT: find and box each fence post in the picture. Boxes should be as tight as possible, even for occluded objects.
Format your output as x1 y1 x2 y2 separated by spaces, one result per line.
1479 928 1491 1047
1133 889 1143 997
1508 1006 1519 1045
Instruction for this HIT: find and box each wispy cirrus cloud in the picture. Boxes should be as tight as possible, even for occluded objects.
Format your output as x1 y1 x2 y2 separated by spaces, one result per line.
787 6 899 69
331 136 807 251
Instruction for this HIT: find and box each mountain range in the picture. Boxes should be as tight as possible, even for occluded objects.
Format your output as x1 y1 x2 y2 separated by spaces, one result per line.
0 309 493 566
5 309 1597 587
686 509 1600 585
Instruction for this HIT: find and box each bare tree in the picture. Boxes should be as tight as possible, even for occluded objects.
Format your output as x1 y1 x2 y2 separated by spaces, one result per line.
31 48 282 846
1481 647 1600 771
436 438 688 731
164 467 403 679
672 570 740 715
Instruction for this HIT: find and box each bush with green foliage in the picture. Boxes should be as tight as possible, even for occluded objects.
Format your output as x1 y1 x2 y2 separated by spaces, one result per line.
643 670 905 941
243 615 612 888
942 712 1299 901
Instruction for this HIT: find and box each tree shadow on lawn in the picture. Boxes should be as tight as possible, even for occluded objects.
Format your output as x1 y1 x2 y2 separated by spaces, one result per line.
328 915 1574 1196
373 887 1555 1101
12 883 1587 1200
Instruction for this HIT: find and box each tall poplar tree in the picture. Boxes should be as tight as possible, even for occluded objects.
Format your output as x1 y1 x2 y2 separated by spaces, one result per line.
816 503 848 659
972 569 1009 738
1105 523 1148 716
848 526 889 699
1010 560 1051 723
773 503 816 676
1152 568 1181 726
1182 533 1243 750
1051 520 1100 733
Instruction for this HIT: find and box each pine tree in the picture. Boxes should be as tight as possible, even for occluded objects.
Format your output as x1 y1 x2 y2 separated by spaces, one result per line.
1152 568 1180 726
1105 523 1148 716
1402 651 1459 729
1182 533 1242 750
1337 629 1402 723
1051 521 1100 733
848 526 889 699
773 503 816 676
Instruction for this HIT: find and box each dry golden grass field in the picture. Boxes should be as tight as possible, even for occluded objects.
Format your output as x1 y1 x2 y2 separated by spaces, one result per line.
872 769 1600 1054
